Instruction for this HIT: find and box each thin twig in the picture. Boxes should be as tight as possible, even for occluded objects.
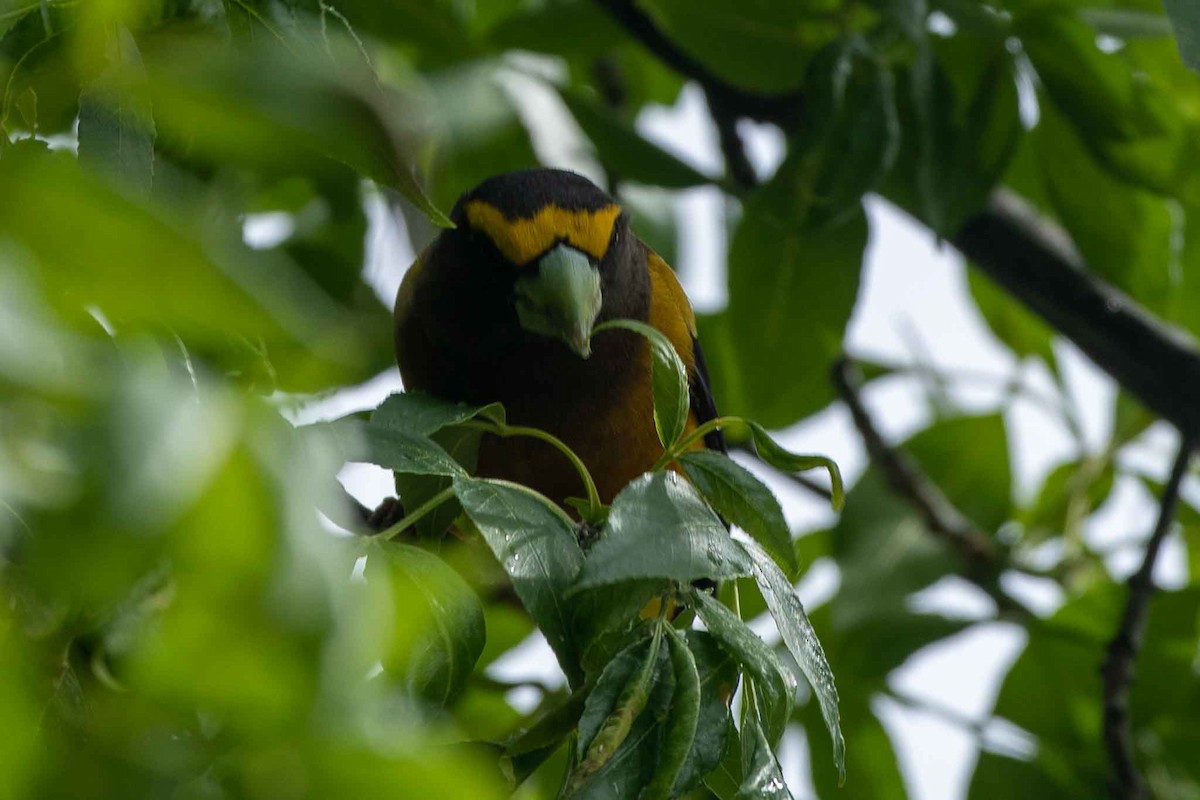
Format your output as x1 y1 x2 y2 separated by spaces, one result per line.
705 89 758 190
1100 435 1196 800
833 356 999 570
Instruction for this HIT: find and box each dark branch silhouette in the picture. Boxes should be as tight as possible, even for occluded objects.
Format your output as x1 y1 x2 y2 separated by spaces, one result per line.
833 357 999 571
1101 437 1196 799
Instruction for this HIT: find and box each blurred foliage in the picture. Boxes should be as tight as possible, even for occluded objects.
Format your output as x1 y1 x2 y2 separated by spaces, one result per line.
3 0 1200 798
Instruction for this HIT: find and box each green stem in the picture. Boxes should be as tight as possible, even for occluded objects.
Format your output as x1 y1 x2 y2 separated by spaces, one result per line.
461 421 603 519
650 415 744 471
379 485 456 540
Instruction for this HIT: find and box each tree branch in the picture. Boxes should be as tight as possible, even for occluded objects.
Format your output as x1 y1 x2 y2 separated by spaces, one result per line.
1100 436 1196 800
833 357 1000 573
955 191 1200 439
705 89 759 190
591 0 803 129
595 0 1200 442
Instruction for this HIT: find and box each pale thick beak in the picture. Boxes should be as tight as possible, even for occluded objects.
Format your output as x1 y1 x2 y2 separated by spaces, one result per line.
513 244 603 359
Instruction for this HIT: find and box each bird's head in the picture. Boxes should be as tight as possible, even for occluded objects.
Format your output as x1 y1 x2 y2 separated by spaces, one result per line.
445 169 638 359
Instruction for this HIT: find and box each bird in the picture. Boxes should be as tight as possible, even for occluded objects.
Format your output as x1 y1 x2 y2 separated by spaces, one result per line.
393 168 724 508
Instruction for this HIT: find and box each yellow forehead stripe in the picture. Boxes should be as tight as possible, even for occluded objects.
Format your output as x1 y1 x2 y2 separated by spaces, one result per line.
465 200 621 265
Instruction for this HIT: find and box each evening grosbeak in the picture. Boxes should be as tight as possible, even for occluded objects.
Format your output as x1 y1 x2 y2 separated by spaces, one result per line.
394 168 724 507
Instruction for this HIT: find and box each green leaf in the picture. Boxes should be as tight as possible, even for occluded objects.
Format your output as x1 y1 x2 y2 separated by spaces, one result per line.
1081 9 1175 41
558 86 716 189
908 38 1022 234
0 145 391 393
904 414 1011 534
675 630 738 793
1020 458 1114 544
333 418 466 477
830 470 956 628
139 32 450 226
576 633 662 761
742 537 844 780
571 631 675 798
77 24 154 195
643 626 701 800
571 581 665 678
1164 0 1200 72
799 40 900 226
486 0 623 57
1018 10 1190 195
745 421 844 511
690 589 796 744
594 319 689 449
633 0 850 93
718 198 866 429
392 425 484 538
452 477 585 685
738 701 794 799
365 541 484 705
679 450 798 577
575 473 752 590
418 60 540 214
371 392 505 437
1034 103 1175 314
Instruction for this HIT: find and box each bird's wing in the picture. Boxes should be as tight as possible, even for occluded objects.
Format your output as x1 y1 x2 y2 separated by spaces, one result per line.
646 250 727 453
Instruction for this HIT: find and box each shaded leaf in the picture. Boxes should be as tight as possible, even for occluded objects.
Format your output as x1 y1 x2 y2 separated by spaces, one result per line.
371 392 505 437
717 198 866 429
742 537 844 780
690 589 795 744
633 0 850 93
575 473 752 590
643 626 701 800
679 450 797 576
1164 0 1200 72
452 477 585 685
738 703 794 799
905 414 1011 534
333 418 465 477
675 630 737 793
571 632 675 799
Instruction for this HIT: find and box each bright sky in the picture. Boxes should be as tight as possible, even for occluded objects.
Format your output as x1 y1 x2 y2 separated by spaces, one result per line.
278 77 1189 800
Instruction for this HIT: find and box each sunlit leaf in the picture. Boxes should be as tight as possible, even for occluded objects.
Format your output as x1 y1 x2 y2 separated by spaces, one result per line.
77 24 154 194
366 541 485 705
